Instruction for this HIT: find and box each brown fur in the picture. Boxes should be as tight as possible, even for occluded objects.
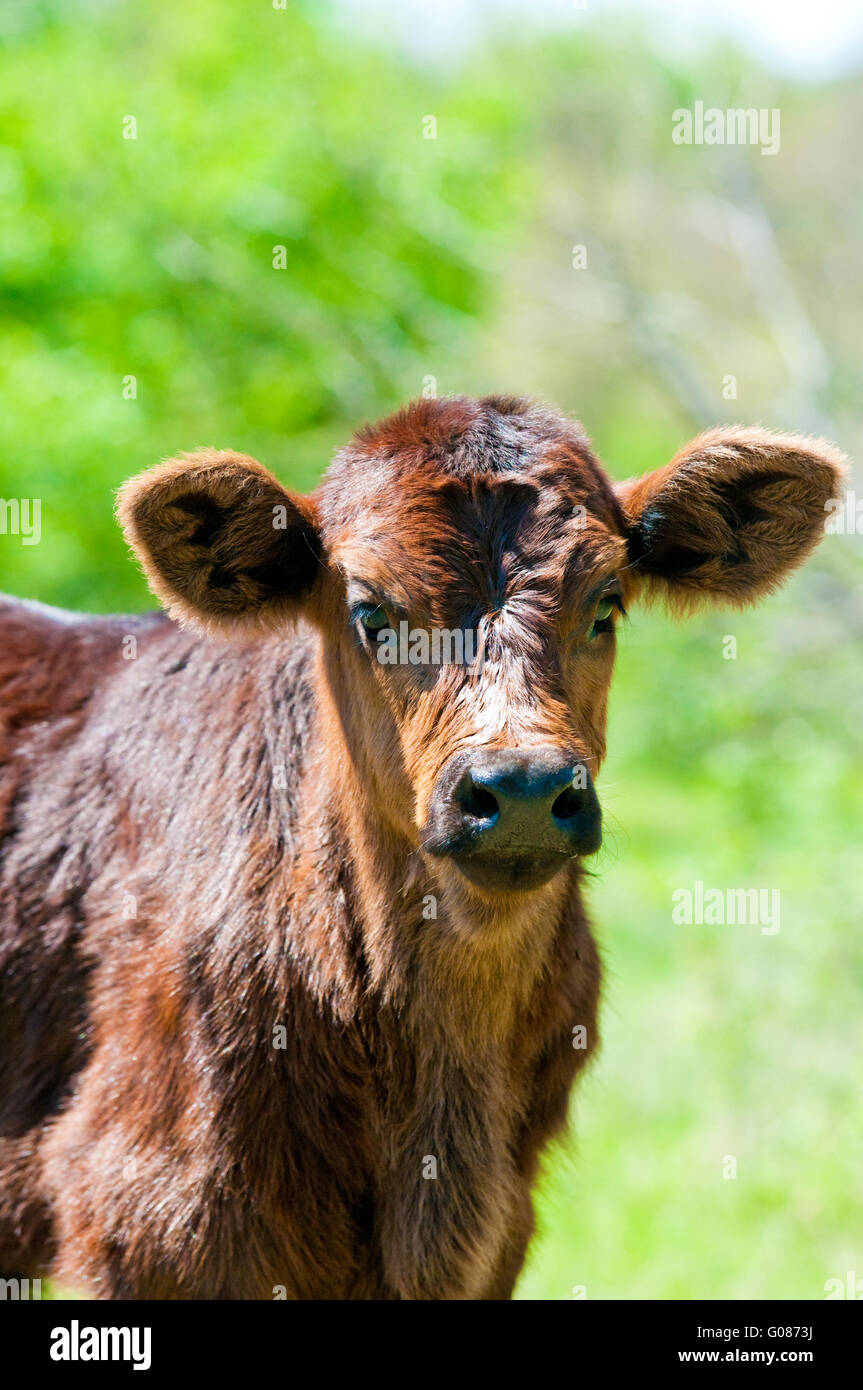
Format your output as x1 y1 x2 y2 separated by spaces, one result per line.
0 397 845 1299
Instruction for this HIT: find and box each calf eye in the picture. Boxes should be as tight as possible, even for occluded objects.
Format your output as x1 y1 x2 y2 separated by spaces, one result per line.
352 602 392 641
589 593 624 640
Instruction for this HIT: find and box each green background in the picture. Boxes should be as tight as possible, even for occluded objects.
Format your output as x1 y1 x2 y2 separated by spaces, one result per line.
1 0 861 1300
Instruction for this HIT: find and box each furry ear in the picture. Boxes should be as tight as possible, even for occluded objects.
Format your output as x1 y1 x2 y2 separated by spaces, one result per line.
616 426 847 608
116 450 322 635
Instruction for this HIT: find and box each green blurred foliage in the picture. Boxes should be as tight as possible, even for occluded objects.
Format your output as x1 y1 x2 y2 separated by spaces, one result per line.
1 0 861 1301
0 0 528 608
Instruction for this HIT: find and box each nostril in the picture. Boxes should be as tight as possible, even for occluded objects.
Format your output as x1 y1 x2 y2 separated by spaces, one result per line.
460 780 499 823
552 785 582 822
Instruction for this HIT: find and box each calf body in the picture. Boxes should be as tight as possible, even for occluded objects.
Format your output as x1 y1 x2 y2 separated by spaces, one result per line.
0 397 844 1299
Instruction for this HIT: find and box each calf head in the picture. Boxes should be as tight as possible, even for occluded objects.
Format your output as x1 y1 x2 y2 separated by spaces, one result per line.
118 397 844 899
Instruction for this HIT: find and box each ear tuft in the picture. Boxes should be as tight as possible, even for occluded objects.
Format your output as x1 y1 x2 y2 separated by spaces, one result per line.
617 426 848 610
116 449 322 635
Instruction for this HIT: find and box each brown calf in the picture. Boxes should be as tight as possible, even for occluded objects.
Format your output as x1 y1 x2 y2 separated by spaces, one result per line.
0 396 845 1299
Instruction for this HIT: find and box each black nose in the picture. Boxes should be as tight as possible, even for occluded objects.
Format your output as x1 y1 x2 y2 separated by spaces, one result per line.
454 748 601 855
422 747 602 888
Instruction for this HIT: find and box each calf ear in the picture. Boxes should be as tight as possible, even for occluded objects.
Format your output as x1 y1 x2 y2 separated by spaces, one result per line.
117 450 323 634
616 427 847 609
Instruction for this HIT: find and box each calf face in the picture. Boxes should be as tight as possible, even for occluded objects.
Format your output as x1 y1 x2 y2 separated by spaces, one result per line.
118 396 844 900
